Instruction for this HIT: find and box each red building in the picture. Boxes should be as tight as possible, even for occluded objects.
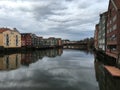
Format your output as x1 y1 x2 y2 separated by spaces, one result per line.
94 24 99 50
21 33 32 47
21 53 32 66
106 0 120 58
56 38 62 47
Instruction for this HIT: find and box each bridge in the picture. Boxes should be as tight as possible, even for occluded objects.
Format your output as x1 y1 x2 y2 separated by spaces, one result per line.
63 42 88 49
63 42 87 45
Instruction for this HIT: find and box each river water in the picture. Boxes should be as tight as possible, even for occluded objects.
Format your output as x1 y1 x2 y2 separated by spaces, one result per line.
0 49 99 90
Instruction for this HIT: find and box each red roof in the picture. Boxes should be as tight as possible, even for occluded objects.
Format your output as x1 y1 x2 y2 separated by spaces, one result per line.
0 30 7 33
0 28 9 33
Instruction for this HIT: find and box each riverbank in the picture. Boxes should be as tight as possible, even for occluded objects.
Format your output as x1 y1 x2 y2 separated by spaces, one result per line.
94 49 120 79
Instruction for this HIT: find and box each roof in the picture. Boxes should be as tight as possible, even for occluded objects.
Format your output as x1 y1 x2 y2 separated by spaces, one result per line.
113 0 120 9
0 28 10 33
100 11 108 17
21 33 32 35
96 24 99 27
48 37 55 39
13 28 20 33
109 0 120 10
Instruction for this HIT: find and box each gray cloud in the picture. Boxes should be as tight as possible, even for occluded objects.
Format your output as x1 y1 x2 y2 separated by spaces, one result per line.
0 0 109 40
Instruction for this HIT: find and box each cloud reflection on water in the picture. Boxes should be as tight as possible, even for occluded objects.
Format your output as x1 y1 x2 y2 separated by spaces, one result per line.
0 49 98 90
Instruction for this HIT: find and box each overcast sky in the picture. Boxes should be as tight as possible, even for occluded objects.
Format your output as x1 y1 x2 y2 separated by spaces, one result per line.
0 0 109 40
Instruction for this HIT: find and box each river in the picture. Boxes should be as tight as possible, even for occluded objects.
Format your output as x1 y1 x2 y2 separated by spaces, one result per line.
0 49 99 90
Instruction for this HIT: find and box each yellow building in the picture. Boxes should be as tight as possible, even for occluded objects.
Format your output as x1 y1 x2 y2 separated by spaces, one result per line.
0 28 21 48
0 53 21 70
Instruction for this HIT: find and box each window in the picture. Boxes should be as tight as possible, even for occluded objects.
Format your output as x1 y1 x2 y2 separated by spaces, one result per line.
6 56 9 69
102 26 105 30
110 28 112 32
110 20 112 24
103 20 105 24
110 34 117 41
107 45 117 51
16 35 18 46
11 31 14 34
16 55 18 67
113 24 117 30
113 15 117 22
6 34 9 46
111 45 117 51
107 30 109 33
107 23 109 27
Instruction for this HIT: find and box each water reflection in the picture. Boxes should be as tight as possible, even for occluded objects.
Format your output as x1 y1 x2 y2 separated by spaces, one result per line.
0 49 98 90
0 54 21 70
0 48 63 69
21 49 63 66
94 58 120 90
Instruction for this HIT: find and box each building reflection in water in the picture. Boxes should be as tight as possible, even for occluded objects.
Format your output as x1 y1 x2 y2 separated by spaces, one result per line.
21 48 63 66
94 57 120 90
0 48 63 70
0 54 21 70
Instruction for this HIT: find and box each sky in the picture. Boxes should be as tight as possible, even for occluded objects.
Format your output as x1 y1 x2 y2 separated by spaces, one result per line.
0 0 109 40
